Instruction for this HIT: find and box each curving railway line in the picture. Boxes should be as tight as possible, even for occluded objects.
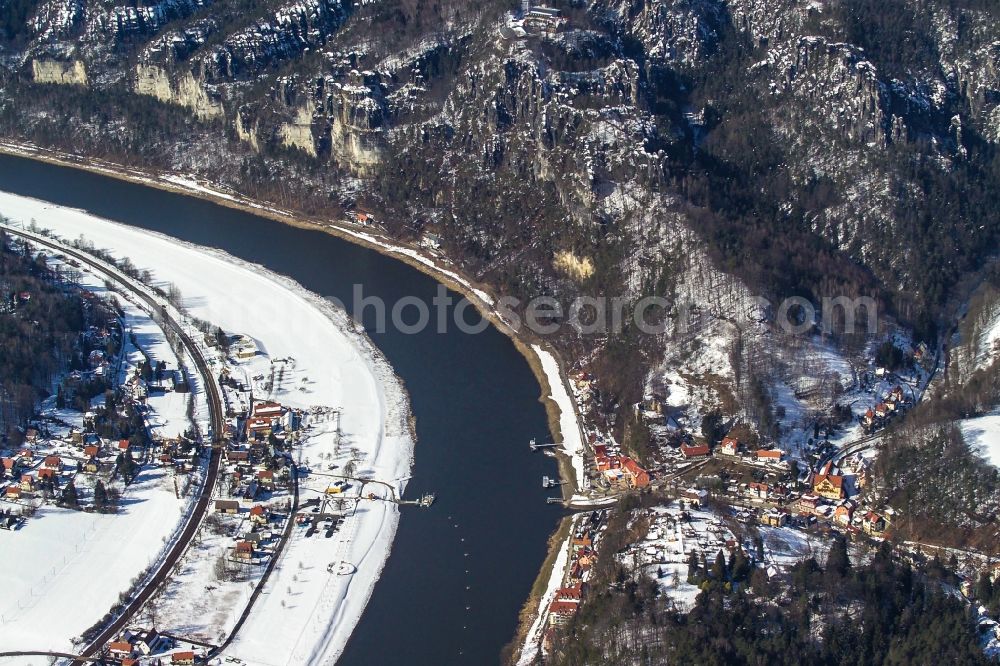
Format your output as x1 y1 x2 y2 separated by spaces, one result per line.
0 224 225 664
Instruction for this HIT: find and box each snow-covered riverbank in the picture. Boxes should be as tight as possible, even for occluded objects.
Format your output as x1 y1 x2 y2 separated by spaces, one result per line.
0 190 415 664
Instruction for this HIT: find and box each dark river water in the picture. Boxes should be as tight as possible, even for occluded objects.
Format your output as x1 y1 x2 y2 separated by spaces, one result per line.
0 153 561 665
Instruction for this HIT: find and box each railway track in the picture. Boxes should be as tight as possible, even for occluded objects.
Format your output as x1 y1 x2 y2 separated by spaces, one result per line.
2 225 225 664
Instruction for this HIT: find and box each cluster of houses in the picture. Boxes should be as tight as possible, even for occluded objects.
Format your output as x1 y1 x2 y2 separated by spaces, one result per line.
593 444 650 489
543 511 605 648
104 628 199 665
747 460 888 536
214 499 287 564
212 398 301 563
678 434 786 469
219 399 298 501
1 446 63 502
862 384 909 431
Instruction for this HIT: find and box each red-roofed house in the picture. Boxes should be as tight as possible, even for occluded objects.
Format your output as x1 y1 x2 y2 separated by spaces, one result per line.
862 512 886 535
108 641 133 658
43 455 61 470
253 401 284 420
556 583 585 602
249 505 267 524
813 470 845 500
246 417 273 438
83 445 99 459
257 470 274 488
172 651 196 665
547 599 580 626
234 540 255 562
680 443 710 459
621 458 650 488
720 437 740 456
118 439 130 451
834 503 855 526
755 449 783 462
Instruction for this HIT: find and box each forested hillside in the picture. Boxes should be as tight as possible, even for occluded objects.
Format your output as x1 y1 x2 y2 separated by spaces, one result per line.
2 1 998 437
0 228 93 438
550 503 991 666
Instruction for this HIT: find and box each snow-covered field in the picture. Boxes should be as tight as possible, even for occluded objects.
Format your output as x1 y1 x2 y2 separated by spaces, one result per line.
960 412 1000 469
0 467 188 654
0 244 209 657
0 190 415 665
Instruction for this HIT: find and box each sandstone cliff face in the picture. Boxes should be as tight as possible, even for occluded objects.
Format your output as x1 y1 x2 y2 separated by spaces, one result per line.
3 0 1000 442
135 64 223 120
31 58 88 85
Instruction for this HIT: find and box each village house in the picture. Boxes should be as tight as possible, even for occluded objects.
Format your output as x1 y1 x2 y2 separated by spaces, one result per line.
226 449 250 463
794 494 822 515
570 552 594 581
252 401 284 420
680 443 710 459
125 373 148 403
84 457 100 473
108 640 133 659
862 511 887 536
25 427 39 443
43 455 61 470
246 417 273 439
748 482 769 500
19 474 35 494
249 505 268 525
215 499 240 514
863 408 876 427
720 436 740 457
621 458 650 488
5 485 22 500
755 449 783 463
812 462 845 500
547 599 580 626
257 469 275 490
834 502 855 526
117 439 130 452
83 445 99 459
760 511 788 527
231 335 257 360
874 402 889 419
602 467 627 489
234 540 255 562
557 583 585 601
681 487 708 507
594 449 650 489
172 651 196 666
1 457 15 478
135 629 162 655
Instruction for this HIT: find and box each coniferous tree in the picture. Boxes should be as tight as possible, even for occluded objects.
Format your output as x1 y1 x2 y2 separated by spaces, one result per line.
94 480 108 512
60 480 79 508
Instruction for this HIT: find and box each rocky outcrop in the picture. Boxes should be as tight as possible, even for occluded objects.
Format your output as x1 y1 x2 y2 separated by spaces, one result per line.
135 64 223 120
31 59 88 85
279 105 317 157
